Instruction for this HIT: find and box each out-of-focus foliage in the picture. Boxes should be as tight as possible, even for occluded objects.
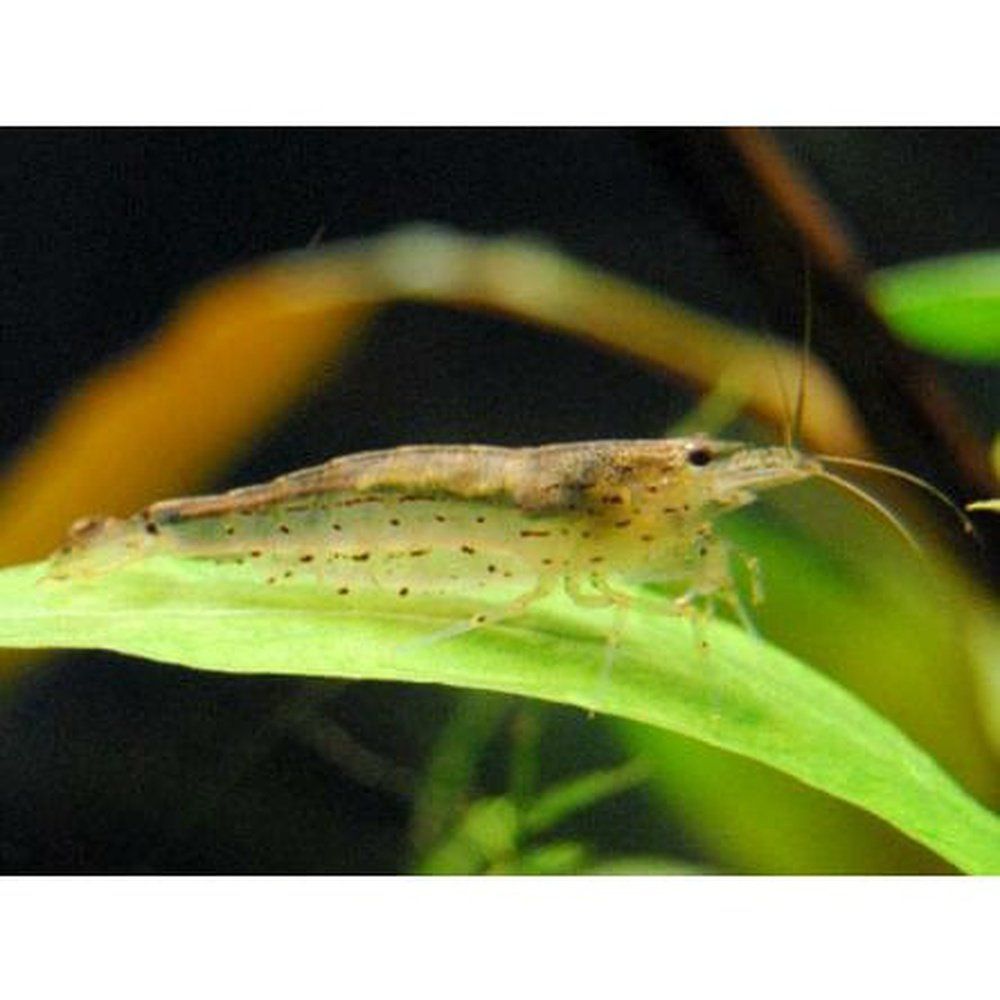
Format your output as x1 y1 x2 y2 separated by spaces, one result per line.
414 742 653 874
870 251 1000 361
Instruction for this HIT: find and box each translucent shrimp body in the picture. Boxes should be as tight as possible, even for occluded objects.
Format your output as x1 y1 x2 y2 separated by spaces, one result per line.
47 440 821 628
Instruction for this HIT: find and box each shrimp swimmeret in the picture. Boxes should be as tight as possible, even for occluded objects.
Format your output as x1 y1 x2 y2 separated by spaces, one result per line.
47 438 921 651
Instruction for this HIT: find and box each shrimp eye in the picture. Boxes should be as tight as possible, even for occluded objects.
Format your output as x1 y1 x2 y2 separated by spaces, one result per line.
687 447 713 467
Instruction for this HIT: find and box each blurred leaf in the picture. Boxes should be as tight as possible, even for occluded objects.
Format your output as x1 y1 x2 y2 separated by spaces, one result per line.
0 556 997 873
417 797 519 875
870 252 1000 361
506 702 544 808
520 759 648 838
968 610 1000 763
509 841 589 875
409 691 511 856
585 856 711 875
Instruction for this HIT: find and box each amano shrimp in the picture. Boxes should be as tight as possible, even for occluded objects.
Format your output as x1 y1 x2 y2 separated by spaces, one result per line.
47 437 927 664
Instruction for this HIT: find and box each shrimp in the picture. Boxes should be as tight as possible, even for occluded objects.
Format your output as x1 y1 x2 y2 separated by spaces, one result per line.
48 437 856 624
47 429 977 684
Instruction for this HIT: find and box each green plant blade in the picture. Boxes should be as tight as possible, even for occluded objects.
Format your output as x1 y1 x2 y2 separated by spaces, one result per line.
870 251 1000 361
409 690 511 858
0 556 997 873
521 759 649 838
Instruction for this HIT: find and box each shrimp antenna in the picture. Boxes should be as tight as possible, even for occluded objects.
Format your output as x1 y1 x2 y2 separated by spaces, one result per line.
815 469 922 555
764 245 811 453
816 454 978 540
793 249 812 449
757 317 794 452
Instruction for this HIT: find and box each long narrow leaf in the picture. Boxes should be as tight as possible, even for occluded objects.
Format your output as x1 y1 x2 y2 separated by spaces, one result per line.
0 556 996 873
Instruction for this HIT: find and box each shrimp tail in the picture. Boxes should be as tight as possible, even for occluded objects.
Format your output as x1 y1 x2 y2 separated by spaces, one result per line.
44 515 155 581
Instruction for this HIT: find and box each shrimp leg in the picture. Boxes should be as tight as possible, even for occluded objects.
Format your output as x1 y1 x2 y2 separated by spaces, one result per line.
396 574 559 655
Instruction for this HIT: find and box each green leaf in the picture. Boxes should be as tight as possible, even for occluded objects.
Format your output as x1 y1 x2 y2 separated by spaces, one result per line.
510 841 589 875
869 251 1000 361
0 555 998 874
520 759 649 838
409 690 511 857
417 797 519 875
